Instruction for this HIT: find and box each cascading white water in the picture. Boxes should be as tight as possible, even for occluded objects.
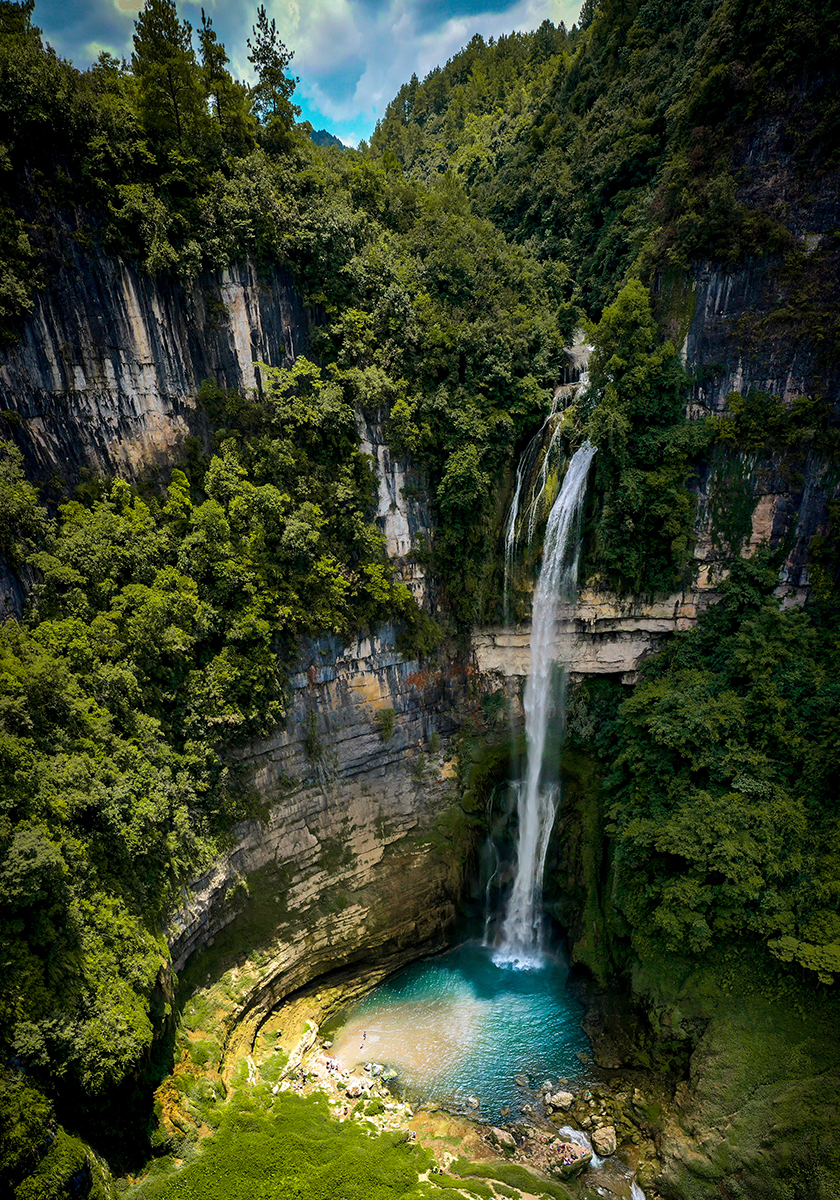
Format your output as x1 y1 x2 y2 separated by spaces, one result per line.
526 420 564 548
502 397 570 617
496 441 596 965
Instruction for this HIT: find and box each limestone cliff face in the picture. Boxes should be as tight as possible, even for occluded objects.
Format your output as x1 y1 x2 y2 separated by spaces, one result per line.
677 105 840 416
472 588 710 685
168 626 471 1034
0 248 306 482
358 410 432 605
678 251 838 595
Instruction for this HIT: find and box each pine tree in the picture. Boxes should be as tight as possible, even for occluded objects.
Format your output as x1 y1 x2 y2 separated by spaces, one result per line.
198 9 256 155
198 8 228 127
247 4 299 133
132 0 202 147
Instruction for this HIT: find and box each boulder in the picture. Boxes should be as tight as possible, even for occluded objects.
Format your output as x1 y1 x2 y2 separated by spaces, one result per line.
549 1142 592 1178
515 1074 529 1086
546 1091 575 1110
592 1125 617 1156
466 1095 480 1108
489 1127 516 1150
521 1103 536 1116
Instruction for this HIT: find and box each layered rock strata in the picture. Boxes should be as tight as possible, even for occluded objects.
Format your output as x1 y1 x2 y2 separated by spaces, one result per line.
473 589 709 684
358 410 432 605
168 626 470 1041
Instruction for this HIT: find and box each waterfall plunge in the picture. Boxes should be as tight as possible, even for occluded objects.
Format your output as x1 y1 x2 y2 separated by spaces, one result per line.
496 441 596 966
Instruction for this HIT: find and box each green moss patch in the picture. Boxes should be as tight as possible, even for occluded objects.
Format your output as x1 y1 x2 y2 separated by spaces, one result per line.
431 1175 495 1198
448 1159 574 1200
129 1090 437 1200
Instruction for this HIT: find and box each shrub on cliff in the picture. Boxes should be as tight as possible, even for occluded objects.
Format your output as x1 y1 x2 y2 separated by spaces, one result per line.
580 280 714 594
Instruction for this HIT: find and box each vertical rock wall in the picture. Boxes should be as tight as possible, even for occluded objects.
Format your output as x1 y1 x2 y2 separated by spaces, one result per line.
358 410 432 605
0 250 307 482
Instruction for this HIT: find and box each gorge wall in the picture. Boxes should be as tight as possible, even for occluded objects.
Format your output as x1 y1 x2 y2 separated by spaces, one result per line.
168 624 473 1047
1 240 834 1019
0 248 306 483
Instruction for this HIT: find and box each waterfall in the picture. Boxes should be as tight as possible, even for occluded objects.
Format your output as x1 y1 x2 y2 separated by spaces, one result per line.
502 399 568 617
496 441 596 965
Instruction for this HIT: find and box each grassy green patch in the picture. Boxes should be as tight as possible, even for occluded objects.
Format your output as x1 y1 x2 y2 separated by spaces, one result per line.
259 1050 290 1084
431 1175 494 1198
449 1160 574 1200
188 1040 221 1068
129 1090 436 1200
181 994 222 1037
632 948 840 1198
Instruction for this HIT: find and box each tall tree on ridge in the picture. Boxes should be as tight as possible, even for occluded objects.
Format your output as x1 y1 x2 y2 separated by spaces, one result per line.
247 4 300 143
198 8 229 128
132 0 202 148
198 8 255 155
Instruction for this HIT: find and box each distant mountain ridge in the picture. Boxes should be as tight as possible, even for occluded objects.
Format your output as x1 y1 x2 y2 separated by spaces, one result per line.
310 128 345 149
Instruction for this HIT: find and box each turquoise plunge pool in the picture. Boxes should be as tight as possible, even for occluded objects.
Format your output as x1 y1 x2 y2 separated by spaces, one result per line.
329 940 591 1117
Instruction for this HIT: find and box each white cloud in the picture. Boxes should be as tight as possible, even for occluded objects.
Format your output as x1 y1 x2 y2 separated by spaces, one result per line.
39 0 581 140
261 0 582 129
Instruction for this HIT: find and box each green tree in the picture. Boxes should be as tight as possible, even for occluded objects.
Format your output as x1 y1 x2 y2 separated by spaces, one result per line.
605 557 840 982
132 0 203 147
247 4 300 137
581 280 711 593
198 8 255 155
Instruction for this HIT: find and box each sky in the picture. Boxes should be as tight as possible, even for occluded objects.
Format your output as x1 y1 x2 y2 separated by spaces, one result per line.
30 0 583 146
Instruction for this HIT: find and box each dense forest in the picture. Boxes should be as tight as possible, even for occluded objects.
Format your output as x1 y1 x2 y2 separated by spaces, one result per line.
1 0 839 1196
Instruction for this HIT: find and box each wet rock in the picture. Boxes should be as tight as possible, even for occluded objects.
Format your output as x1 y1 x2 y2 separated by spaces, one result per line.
546 1091 575 1111
549 1142 592 1178
466 1095 480 1108
517 1124 542 1141
489 1127 516 1150
515 1074 529 1086
500 1106 510 1117
521 1103 536 1116
592 1125 617 1156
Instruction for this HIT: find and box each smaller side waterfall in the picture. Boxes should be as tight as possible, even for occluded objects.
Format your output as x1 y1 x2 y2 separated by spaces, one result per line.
502 396 570 617
496 441 596 965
